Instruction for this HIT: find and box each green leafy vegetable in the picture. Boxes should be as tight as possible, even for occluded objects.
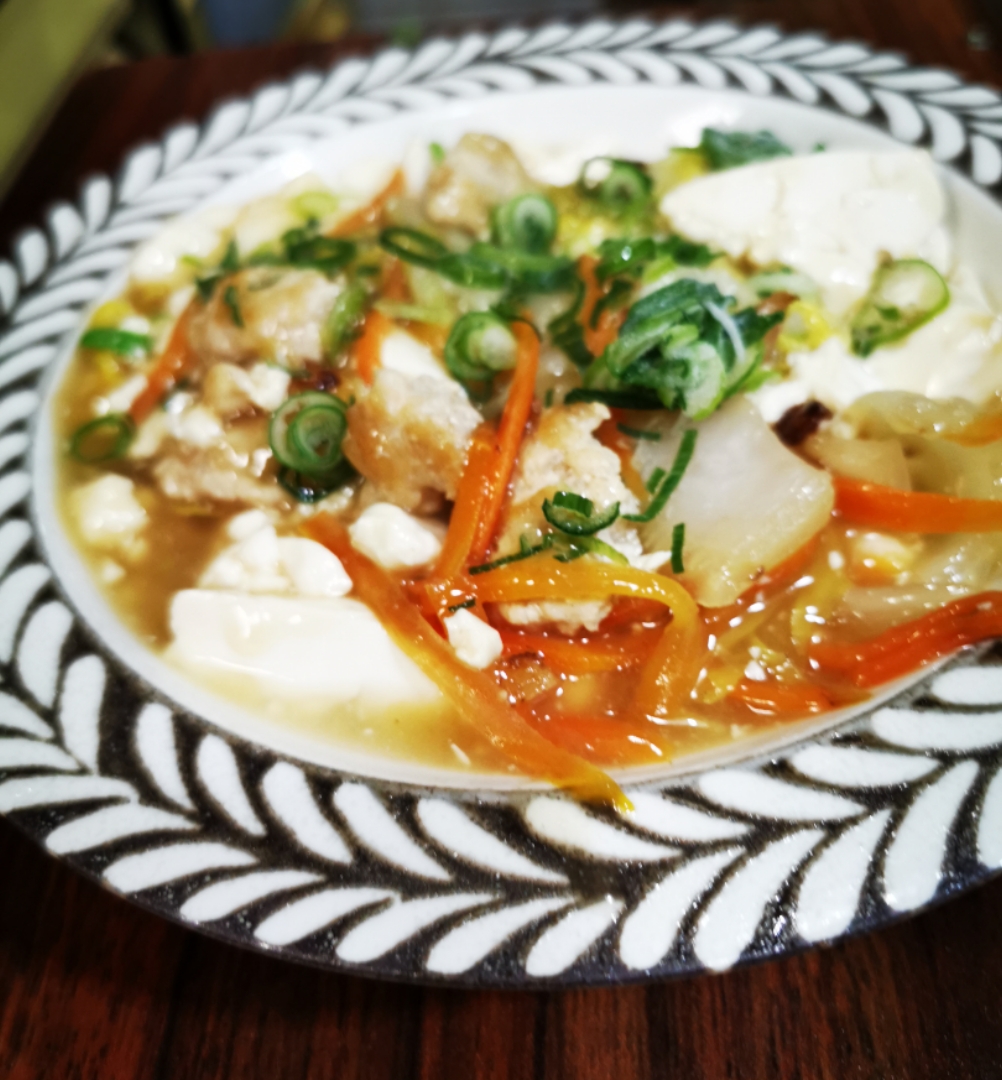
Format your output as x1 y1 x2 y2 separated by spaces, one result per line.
700 129 792 171
79 327 152 359
625 429 698 523
68 413 135 463
595 235 717 282
325 283 369 358
851 258 950 357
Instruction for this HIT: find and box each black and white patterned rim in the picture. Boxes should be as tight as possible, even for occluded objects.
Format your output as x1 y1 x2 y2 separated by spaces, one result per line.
3 18 1002 987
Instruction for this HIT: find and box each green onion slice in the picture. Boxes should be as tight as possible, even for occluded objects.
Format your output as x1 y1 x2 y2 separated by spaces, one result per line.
380 227 449 269
445 312 518 383
269 392 348 476
850 258 949 358
670 522 686 574
69 413 135 463
617 423 660 441
625 428 698 523
699 128 792 171
492 193 558 253
223 285 244 327
543 490 620 536
579 158 652 216
277 460 355 504
79 327 152 359
282 229 356 274
324 283 368 359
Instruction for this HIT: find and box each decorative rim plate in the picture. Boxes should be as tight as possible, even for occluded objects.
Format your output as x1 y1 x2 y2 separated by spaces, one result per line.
3 17 1002 987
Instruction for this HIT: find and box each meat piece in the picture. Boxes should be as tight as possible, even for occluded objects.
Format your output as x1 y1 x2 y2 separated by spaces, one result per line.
634 397 835 607
494 403 645 634
187 267 343 367
202 361 290 419
152 443 285 508
342 368 481 512
424 134 534 237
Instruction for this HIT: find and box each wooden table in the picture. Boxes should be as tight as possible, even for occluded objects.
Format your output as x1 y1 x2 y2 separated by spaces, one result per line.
3 3 1002 1077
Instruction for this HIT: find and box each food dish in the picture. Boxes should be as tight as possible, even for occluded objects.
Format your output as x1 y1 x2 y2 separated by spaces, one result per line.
55 121 1002 801
6 21 1002 985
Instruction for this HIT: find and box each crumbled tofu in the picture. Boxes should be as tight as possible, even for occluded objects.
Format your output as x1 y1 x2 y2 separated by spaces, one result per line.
661 150 948 315
348 502 444 570
199 516 352 598
72 475 148 555
98 374 147 415
380 330 450 382
443 608 504 669
500 600 611 636
202 362 291 417
343 367 481 512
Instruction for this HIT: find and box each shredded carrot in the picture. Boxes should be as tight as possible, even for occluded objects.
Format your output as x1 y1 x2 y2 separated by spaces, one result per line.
834 476 1002 533
468 321 540 563
498 626 661 675
728 677 833 717
599 597 671 631
579 255 625 356
129 302 197 425
304 514 628 807
809 591 1002 688
519 708 669 768
350 309 393 386
434 423 497 582
330 168 404 237
469 554 704 720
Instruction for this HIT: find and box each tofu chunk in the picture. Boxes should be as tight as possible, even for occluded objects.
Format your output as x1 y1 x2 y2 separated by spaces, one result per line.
72 474 148 557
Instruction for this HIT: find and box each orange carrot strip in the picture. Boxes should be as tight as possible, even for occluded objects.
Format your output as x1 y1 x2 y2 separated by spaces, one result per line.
498 626 661 674
579 255 625 356
471 555 704 720
350 309 393 386
469 321 540 563
330 168 404 237
809 591 1002 688
128 303 197 425
434 423 497 582
519 709 669 768
834 476 1002 533
381 257 410 302
728 678 833 717
304 515 628 808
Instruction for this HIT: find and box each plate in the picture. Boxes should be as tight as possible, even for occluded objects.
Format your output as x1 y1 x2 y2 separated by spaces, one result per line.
3 18 1002 987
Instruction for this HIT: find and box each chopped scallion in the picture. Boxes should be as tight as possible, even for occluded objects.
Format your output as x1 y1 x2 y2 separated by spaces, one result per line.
492 193 558 254
79 327 152 359
445 311 518 383
625 429 698 523
670 522 686 574
68 413 135 463
617 423 660 441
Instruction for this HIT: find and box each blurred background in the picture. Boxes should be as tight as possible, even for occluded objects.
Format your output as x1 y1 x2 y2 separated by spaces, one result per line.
0 0 613 200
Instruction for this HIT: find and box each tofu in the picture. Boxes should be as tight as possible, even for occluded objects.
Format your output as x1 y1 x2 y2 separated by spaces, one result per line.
130 205 237 283
443 608 503 669
348 502 444 570
202 362 291 417
168 590 440 705
72 475 147 555
661 150 949 315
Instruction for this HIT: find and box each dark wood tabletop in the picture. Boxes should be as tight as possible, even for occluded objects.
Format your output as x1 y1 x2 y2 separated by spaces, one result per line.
4 2 1002 1077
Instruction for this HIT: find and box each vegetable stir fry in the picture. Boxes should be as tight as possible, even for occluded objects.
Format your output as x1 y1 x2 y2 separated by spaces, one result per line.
56 128 1002 800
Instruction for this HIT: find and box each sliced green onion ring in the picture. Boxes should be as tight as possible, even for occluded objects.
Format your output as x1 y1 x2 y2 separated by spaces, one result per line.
324 283 368 358
445 312 518 383
543 490 620 536
69 413 135 463
79 327 152 359
851 258 950 358
277 460 355 504
492 193 558 253
269 392 348 476
579 158 652 216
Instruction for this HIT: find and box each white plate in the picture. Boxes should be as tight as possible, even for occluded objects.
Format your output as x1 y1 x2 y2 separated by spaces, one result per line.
3 18 1002 985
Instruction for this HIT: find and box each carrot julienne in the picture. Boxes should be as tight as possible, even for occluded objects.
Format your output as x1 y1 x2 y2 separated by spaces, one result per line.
579 255 625 356
728 677 833 716
498 625 661 675
128 302 198 425
351 309 393 386
434 423 497 583
468 320 540 564
304 514 628 808
834 476 1002 533
809 591 1002 687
